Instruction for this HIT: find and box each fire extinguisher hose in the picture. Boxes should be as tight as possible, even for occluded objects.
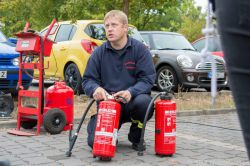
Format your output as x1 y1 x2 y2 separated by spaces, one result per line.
137 92 167 156
66 98 95 157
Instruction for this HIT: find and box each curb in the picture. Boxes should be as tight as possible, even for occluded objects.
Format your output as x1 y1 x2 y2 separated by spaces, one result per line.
177 108 236 117
0 108 236 129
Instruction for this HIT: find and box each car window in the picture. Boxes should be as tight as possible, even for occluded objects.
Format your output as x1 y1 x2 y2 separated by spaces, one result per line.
128 28 145 43
193 38 205 52
40 25 58 41
0 31 7 42
141 34 150 46
85 23 145 42
151 33 194 50
84 24 106 40
54 24 75 42
210 37 222 52
69 26 77 40
193 37 222 52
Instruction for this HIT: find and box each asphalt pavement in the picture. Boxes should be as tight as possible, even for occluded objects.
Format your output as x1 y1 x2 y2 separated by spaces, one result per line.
0 112 249 166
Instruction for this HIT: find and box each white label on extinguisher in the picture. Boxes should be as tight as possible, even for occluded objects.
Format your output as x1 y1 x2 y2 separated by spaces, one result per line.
95 131 113 137
112 129 118 146
164 132 176 137
164 110 176 144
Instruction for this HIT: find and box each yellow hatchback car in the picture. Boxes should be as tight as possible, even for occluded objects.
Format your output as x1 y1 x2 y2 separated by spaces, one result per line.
38 20 145 94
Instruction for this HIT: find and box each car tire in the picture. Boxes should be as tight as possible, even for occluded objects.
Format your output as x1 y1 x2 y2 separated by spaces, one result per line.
64 63 82 94
43 108 66 135
0 94 14 117
156 66 178 92
20 105 37 129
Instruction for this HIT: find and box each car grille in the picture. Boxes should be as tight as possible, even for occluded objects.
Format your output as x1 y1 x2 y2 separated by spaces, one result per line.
198 77 226 84
196 62 225 72
13 80 31 86
0 58 12 65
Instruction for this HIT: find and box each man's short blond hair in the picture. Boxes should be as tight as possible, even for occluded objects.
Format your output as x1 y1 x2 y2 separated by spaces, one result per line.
104 10 128 25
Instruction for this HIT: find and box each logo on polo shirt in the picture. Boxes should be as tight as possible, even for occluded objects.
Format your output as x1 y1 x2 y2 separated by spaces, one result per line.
124 61 136 70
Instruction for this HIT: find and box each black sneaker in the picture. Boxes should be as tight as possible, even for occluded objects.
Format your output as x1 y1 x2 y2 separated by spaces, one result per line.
128 132 146 151
132 141 146 151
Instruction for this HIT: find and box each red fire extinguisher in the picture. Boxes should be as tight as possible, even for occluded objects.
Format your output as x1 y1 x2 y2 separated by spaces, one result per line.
137 91 176 157
92 98 121 160
155 94 176 156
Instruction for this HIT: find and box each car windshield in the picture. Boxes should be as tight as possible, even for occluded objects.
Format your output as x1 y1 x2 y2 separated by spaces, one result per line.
0 31 7 42
85 24 144 42
152 33 195 50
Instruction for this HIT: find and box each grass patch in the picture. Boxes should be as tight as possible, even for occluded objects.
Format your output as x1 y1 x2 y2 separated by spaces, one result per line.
173 91 235 111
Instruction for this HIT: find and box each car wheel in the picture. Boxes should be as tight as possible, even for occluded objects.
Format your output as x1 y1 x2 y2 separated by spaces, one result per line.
156 66 178 92
64 63 82 94
43 108 66 135
0 94 14 117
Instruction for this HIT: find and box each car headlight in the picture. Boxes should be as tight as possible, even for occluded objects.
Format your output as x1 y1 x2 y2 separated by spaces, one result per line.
177 55 193 68
12 57 19 66
12 56 33 66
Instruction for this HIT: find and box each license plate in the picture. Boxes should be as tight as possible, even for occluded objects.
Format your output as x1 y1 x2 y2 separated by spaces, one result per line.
208 72 224 79
0 71 7 78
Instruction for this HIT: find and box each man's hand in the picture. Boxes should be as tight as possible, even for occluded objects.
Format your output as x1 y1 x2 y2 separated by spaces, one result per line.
113 90 132 103
93 87 108 101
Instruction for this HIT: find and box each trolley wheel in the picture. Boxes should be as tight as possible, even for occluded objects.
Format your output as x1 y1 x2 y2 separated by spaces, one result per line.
20 105 37 129
43 108 66 134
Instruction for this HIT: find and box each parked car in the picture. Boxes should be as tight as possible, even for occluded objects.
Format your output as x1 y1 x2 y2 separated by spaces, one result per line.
192 35 224 58
38 20 145 94
0 30 33 96
140 31 228 92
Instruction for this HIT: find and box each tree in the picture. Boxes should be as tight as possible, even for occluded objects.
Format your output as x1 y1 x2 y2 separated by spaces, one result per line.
0 0 32 36
176 0 205 41
123 0 129 17
0 0 204 40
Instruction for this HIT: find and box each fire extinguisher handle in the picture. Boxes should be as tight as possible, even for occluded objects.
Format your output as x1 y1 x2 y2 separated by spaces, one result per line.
115 96 128 103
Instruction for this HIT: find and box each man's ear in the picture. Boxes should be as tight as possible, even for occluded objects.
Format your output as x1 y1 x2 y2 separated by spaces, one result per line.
124 23 129 31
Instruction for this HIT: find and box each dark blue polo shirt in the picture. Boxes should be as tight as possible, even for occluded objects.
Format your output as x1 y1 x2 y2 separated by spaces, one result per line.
82 37 156 97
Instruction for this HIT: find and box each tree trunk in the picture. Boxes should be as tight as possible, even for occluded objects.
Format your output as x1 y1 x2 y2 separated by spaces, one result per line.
123 0 129 17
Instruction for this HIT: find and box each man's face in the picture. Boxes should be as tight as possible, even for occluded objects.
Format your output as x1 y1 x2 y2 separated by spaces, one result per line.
104 16 128 43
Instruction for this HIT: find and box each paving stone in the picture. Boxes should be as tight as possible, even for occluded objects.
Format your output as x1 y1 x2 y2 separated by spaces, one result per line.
22 156 54 165
0 113 249 166
57 158 85 166
9 160 28 166
0 155 20 162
